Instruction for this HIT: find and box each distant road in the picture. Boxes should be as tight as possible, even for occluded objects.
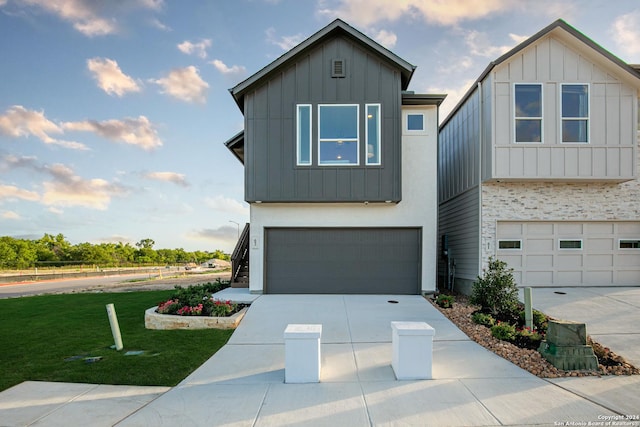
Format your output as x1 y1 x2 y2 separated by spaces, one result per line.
0 271 232 299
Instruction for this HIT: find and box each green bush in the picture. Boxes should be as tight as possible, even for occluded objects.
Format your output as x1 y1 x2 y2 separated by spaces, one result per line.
518 309 549 332
436 294 454 308
470 257 519 318
170 279 229 307
471 311 495 327
491 322 517 341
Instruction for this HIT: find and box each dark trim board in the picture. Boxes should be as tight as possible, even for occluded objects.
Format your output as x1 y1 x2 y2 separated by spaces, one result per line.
264 227 422 294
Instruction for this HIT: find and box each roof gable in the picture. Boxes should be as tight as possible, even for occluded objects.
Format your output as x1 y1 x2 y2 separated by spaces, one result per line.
440 19 640 129
229 19 416 112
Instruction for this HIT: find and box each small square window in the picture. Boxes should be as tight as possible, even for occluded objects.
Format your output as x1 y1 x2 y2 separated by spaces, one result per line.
407 114 424 131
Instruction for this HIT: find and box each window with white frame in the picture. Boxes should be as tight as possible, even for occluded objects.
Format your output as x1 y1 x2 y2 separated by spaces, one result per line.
407 113 424 131
296 104 312 165
498 240 522 250
514 84 543 143
561 84 589 143
366 104 381 165
318 104 359 165
559 239 582 250
619 239 640 249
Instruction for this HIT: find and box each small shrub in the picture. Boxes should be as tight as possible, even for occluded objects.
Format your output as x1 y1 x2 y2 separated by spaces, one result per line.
209 299 237 317
157 299 181 315
518 309 549 332
471 311 495 327
470 257 519 318
436 294 455 308
513 326 544 350
491 322 517 341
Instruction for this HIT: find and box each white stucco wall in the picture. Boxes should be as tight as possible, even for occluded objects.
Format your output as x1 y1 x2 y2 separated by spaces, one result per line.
248 105 439 294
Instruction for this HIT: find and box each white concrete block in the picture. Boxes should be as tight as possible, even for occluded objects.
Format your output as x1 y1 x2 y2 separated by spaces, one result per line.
284 324 322 383
391 321 435 380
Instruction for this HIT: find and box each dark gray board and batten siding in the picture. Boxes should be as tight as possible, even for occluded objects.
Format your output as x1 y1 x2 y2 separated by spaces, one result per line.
243 34 403 203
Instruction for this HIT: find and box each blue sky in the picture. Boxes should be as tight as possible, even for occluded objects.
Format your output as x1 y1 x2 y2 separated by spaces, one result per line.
1 0 639 252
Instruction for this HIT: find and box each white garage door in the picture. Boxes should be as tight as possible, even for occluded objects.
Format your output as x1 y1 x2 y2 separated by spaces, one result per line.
496 221 640 286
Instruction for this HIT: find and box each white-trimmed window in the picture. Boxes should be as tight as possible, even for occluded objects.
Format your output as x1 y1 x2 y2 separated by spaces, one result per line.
561 84 589 143
366 104 381 165
296 104 312 165
514 83 543 143
318 104 359 166
619 239 640 249
498 240 522 250
407 113 424 131
559 239 583 250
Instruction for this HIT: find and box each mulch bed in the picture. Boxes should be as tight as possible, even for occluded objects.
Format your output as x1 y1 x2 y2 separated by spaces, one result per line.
429 294 639 378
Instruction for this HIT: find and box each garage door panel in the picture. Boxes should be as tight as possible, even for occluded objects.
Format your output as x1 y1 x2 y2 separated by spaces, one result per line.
528 239 554 252
556 254 582 267
497 221 639 286
266 228 420 294
586 271 613 284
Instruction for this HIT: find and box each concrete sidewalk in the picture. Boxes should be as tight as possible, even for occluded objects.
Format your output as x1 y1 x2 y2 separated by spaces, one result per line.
2 292 639 426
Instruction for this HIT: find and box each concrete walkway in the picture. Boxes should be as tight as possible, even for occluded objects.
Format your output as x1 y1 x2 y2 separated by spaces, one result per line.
1 290 639 426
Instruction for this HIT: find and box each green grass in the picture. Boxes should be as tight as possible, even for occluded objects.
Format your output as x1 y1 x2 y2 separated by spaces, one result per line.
0 291 234 392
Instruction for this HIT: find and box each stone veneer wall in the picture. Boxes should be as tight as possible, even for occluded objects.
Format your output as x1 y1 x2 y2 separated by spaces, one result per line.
480 135 640 270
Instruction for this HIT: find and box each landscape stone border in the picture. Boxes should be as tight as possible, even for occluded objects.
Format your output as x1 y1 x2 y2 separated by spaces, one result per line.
144 306 247 330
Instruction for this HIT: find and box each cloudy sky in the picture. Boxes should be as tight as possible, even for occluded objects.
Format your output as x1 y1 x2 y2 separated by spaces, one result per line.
1 0 639 252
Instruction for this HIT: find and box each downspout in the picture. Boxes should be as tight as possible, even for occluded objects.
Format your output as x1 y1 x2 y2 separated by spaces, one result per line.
477 81 484 277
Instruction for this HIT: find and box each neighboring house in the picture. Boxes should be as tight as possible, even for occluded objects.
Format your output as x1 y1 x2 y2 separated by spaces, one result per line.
225 19 444 294
438 19 640 293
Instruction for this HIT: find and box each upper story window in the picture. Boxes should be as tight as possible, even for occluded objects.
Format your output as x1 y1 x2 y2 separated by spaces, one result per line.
514 83 543 143
366 104 381 165
561 84 589 143
297 104 312 165
407 114 424 131
318 104 359 166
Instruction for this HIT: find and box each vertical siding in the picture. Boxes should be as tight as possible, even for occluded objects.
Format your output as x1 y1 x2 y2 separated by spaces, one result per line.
491 34 637 181
439 88 480 203
438 187 480 283
244 34 402 202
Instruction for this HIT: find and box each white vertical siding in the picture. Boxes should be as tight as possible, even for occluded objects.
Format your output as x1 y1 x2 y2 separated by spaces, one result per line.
491 33 638 181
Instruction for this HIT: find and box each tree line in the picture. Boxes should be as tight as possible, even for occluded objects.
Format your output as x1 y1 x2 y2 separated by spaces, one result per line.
0 234 229 270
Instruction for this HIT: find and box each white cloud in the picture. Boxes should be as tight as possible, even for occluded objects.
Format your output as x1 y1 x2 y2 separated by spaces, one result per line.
189 225 239 244
177 39 212 59
63 116 162 150
266 27 306 51
17 0 163 36
429 78 477 123
2 210 20 220
0 184 39 202
148 17 171 31
204 195 249 217
0 0 8 6
371 28 397 49
318 0 514 27
40 163 128 210
611 11 640 60
143 171 189 187
20 0 117 36
48 207 64 214
465 30 526 58
210 59 246 75
153 66 209 104
0 105 88 150
87 57 141 97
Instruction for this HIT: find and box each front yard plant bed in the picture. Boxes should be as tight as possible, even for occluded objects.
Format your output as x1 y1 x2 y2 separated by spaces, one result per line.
430 293 640 378
148 282 250 330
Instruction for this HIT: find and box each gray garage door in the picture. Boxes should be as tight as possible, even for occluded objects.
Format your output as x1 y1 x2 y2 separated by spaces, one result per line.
265 228 421 294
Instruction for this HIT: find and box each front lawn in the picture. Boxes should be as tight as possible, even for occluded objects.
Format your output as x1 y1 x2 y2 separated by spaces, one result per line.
0 290 233 392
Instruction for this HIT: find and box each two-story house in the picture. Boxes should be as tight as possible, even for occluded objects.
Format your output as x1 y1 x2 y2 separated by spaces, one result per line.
224 19 444 294
438 19 640 293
